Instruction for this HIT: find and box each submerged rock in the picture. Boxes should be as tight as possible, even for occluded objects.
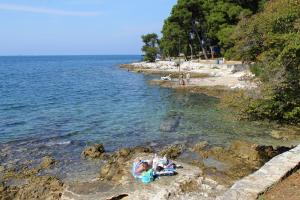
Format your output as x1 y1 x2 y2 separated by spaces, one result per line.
39 156 55 169
81 144 105 159
270 129 300 140
192 141 209 152
160 112 182 132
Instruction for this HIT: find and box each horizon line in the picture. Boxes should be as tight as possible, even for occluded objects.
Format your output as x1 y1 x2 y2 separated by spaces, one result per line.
0 54 142 57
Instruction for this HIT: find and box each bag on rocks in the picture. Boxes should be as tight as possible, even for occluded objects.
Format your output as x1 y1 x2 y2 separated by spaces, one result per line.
141 169 154 184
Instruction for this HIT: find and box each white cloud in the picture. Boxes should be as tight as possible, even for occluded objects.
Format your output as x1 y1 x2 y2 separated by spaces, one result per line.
0 3 100 16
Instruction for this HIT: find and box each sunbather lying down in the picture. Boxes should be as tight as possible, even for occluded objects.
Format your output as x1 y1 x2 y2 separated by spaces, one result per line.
134 159 153 176
132 155 180 183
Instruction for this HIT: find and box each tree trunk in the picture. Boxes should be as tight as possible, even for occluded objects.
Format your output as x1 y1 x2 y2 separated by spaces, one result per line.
192 24 208 60
194 30 208 60
210 46 214 59
189 44 193 60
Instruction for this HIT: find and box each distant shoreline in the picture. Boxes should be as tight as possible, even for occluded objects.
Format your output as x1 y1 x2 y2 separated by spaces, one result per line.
120 60 257 91
0 54 143 57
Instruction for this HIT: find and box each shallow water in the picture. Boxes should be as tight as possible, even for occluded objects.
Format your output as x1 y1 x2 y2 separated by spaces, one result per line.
0 55 298 181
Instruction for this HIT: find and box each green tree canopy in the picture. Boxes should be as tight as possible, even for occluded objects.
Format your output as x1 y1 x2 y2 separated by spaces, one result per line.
141 33 160 62
159 0 258 58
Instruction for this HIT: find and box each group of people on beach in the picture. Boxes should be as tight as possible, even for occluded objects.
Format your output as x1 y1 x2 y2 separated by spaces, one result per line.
179 72 190 85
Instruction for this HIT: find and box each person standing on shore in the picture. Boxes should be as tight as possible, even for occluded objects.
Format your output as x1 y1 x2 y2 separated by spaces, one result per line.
179 73 185 85
186 73 190 85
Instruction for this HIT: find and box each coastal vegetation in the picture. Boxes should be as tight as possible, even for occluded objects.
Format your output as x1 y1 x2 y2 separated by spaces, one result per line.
141 0 300 124
159 0 262 58
141 33 160 62
229 0 300 124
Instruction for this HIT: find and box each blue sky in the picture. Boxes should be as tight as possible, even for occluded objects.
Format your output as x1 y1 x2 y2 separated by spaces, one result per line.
0 0 176 55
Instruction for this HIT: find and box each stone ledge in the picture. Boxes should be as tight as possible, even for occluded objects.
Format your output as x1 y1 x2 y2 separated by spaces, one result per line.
218 145 300 200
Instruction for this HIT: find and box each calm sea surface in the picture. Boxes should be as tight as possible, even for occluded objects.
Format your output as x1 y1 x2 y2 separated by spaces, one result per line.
0 55 296 180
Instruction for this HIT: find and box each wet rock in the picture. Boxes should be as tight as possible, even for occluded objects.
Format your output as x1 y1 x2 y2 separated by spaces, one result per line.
21 167 40 177
211 146 225 154
3 157 57 181
189 159 206 170
99 153 113 160
99 160 125 182
118 148 131 157
2 165 39 181
82 144 105 159
114 147 153 162
191 142 261 181
0 182 4 192
131 146 153 154
17 176 63 200
229 140 290 164
39 156 55 169
159 144 184 159
99 163 112 178
230 140 266 162
192 141 209 152
0 176 63 200
0 165 5 173
160 112 182 132
0 184 18 200
204 147 228 161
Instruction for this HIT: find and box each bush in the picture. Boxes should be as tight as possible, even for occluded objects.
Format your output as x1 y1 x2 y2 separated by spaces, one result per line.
142 46 159 62
229 0 300 124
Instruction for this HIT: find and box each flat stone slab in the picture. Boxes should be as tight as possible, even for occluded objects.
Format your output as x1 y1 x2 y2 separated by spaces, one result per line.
218 144 300 200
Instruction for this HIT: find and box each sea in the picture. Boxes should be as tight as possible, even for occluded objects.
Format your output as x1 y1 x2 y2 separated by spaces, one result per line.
0 55 296 181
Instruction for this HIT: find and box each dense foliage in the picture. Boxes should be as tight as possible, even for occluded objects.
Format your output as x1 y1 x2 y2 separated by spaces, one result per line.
141 33 160 62
142 0 264 59
159 0 262 58
229 0 300 123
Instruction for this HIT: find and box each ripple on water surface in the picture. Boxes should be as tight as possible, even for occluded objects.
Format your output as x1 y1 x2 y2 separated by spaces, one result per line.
0 55 298 181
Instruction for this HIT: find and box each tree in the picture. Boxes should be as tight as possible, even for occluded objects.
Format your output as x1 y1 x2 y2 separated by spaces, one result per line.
230 0 300 123
160 0 208 59
159 0 258 59
141 33 159 62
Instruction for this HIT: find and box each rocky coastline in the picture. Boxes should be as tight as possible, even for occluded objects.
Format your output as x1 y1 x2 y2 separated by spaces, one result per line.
1 138 297 200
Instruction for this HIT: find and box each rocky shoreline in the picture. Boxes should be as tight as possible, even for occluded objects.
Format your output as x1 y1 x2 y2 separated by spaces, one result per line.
120 60 257 90
1 139 296 200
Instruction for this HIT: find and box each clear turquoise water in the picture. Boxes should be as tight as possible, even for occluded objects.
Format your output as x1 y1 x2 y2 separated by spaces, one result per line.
0 55 296 180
